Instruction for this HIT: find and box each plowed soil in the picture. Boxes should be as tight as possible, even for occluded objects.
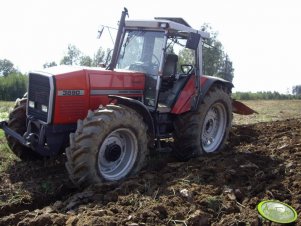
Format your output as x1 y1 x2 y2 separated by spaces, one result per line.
0 118 300 226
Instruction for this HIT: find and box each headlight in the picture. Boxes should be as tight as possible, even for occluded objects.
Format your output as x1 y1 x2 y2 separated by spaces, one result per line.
29 101 35 108
41 105 48 113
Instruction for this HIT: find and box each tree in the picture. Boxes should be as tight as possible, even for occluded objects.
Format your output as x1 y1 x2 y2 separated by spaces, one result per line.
175 24 234 81
80 55 93 66
178 48 194 65
292 85 301 96
60 44 81 65
201 24 234 82
0 72 28 100
92 47 106 67
214 55 234 82
0 59 17 76
43 61 57 68
59 45 108 67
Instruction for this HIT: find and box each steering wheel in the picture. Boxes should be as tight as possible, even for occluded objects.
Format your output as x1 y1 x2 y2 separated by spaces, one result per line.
181 64 194 74
177 64 194 79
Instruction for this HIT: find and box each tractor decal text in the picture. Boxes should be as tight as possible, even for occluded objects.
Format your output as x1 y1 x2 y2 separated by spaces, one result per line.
58 90 85 96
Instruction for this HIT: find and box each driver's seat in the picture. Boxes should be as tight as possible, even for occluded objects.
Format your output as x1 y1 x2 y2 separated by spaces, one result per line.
161 54 178 91
163 54 178 77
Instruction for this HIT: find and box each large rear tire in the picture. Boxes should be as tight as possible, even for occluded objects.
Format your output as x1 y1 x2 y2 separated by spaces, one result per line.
173 85 232 161
6 95 39 160
66 104 149 188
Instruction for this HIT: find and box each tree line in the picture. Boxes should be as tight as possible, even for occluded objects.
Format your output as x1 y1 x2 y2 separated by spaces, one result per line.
0 59 27 101
43 45 111 68
232 91 301 100
0 72 28 101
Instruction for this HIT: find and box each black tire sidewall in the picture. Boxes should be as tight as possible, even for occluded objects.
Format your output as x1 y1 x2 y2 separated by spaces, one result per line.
66 104 149 187
173 86 232 160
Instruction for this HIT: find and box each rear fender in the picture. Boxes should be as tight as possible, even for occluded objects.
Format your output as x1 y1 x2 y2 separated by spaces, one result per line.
199 76 233 100
108 95 155 138
197 77 257 115
171 75 233 114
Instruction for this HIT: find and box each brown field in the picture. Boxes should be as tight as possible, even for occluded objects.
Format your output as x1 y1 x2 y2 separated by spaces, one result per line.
0 100 300 225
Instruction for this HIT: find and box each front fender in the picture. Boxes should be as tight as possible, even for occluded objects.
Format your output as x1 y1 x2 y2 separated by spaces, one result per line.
108 95 155 138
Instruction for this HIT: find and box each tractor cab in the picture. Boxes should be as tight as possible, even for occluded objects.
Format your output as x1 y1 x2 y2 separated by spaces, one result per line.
111 15 209 113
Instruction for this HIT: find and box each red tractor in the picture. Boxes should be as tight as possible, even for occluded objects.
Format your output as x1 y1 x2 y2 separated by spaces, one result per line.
0 8 254 187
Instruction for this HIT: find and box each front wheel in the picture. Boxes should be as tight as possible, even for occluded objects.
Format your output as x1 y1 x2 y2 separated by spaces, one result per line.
173 85 232 161
65 104 149 188
6 95 39 160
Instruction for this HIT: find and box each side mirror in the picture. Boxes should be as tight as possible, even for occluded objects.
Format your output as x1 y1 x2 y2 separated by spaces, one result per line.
186 32 201 50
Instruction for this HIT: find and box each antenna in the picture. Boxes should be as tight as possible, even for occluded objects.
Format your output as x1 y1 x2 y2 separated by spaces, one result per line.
97 26 104 39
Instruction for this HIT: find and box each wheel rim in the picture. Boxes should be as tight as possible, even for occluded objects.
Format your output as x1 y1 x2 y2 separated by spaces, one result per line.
97 128 138 181
201 102 227 153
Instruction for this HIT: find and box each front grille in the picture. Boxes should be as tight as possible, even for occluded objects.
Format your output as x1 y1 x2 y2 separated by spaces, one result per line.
28 73 51 122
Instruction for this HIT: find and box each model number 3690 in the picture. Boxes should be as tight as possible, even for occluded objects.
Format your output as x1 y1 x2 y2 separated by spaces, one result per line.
58 90 84 96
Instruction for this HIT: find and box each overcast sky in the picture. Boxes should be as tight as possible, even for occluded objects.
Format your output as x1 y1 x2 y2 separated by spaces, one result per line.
1 0 301 93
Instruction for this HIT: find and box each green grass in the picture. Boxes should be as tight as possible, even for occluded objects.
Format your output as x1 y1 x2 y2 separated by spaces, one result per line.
0 130 7 150
233 100 301 125
0 101 14 121
0 102 18 172
0 133 17 173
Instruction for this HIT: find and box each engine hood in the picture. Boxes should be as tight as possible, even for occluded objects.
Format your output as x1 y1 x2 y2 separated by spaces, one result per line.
31 65 107 77
28 65 145 125
30 65 145 78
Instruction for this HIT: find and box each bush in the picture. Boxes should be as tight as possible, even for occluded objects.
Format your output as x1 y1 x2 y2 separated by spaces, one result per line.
0 73 28 101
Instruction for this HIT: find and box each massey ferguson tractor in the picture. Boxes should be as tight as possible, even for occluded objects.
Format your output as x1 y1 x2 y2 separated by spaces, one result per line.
0 8 255 187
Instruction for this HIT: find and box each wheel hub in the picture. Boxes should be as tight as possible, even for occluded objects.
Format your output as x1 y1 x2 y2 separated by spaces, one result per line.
201 103 227 153
205 119 214 133
105 143 122 162
97 128 138 181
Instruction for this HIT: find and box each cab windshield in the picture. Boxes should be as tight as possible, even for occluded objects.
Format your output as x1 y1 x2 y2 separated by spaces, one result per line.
116 30 165 75
116 30 165 107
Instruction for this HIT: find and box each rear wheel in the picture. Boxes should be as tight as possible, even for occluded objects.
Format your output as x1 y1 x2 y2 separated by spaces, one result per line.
173 85 232 161
6 95 39 160
66 104 149 188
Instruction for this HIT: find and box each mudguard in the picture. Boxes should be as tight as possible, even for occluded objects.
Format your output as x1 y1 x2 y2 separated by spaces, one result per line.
199 75 233 99
171 75 257 115
171 75 233 114
108 95 156 138
199 76 258 115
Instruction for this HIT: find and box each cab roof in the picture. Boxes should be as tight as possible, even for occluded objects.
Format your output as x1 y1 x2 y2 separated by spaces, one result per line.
125 18 209 39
